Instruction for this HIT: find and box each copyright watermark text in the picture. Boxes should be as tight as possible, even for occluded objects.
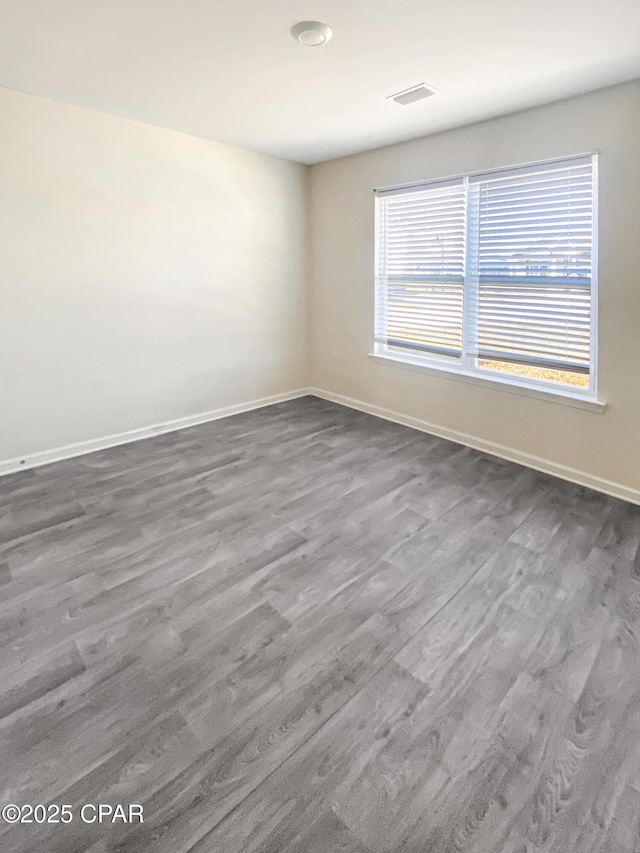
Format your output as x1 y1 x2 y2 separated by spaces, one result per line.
1 804 144 825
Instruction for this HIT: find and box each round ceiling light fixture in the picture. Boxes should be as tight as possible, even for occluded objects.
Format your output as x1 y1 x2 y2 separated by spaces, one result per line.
291 21 333 47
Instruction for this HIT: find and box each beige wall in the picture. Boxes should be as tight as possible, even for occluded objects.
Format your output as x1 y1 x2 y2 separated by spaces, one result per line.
309 80 640 494
0 86 308 463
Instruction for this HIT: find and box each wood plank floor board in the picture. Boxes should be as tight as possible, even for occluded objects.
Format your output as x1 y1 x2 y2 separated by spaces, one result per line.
0 500 87 546
1 397 639 852
173 662 430 853
386 551 617 852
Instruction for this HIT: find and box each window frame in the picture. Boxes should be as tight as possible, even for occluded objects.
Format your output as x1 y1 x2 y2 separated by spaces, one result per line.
373 153 600 405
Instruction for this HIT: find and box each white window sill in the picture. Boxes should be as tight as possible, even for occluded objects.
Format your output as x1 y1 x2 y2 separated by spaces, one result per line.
369 352 607 413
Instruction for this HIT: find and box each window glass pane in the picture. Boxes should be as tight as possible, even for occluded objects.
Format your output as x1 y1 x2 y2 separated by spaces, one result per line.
375 182 465 359
478 359 590 388
473 162 594 383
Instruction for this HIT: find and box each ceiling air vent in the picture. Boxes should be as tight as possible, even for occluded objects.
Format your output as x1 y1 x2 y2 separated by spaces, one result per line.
387 83 437 106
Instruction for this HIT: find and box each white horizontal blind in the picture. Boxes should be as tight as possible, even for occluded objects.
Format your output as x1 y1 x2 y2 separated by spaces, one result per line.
469 158 594 373
375 154 596 389
375 180 466 359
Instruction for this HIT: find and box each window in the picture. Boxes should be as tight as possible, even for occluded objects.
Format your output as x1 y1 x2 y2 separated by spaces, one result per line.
374 155 597 398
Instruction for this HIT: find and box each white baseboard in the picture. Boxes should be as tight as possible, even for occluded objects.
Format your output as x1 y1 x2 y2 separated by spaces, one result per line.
4 385 639 506
0 388 311 478
309 386 640 506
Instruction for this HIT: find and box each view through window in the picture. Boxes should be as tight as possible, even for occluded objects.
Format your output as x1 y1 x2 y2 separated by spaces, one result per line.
374 155 597 395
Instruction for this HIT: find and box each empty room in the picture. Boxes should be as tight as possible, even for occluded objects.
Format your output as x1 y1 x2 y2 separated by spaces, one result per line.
2 1 640 850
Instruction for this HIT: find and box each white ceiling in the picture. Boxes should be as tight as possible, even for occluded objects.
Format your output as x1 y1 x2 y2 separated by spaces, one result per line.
1 0 639 164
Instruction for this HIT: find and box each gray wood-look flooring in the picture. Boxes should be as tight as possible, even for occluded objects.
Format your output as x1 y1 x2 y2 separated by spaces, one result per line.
1 396 640 852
